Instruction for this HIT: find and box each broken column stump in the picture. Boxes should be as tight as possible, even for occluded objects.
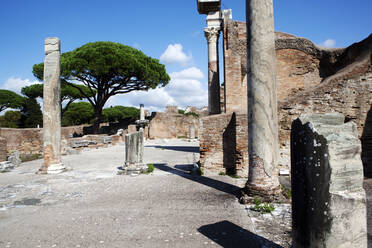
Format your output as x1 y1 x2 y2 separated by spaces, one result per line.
119 130 146 176
0 137 6 162
291 113 367 248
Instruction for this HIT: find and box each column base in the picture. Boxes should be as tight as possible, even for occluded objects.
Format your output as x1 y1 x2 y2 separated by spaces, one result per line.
37 163 66 174
118 164 147 176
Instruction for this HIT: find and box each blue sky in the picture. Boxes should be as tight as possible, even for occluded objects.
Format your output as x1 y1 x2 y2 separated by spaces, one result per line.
0 0 371 111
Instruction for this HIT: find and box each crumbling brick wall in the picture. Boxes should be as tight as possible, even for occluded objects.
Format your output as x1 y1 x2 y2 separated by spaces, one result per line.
199 113 248 177
0 137 6 161
148 112 199 139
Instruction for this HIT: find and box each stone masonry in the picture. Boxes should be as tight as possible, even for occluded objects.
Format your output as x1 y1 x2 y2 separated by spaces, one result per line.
39 37 65 174
121 130 145 176
291 113 367 248
245 0 280 195
0 137 6 162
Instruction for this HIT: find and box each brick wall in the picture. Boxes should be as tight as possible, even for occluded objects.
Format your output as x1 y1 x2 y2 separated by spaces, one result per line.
148 112 199 139
223 20 248 114
0 137 6 162
199 113 248 177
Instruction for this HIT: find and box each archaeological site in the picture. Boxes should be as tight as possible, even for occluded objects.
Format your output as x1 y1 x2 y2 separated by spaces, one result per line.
0 0 371 247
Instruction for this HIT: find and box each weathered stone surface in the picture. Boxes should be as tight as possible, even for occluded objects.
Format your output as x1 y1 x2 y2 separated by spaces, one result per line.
121 130 146 175
70 140 89 148
199 113 248 177
291 113 367 248
0 161 13 172
7 150 21 167
40 37 65 174
245 0 280 195
101 136 112 144
0 137 7 162
204 11 222 115
189 125 195 139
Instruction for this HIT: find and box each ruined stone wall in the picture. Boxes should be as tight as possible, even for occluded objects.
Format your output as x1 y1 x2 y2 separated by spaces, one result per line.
148 112 199 139
279 73 372 170
223 20 247 113
199 113 248 177
0 125 86 155
0 137 6 161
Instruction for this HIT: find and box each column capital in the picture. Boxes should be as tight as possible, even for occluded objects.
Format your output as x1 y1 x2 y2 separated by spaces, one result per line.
204 27 221 44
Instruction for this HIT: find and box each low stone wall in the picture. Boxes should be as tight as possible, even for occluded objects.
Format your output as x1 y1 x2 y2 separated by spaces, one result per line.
0 137 6 162
148 112 199 139
199 113 248 177
0 125 86 155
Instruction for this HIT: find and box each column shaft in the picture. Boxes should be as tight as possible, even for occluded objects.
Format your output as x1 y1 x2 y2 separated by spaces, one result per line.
245 0 280 195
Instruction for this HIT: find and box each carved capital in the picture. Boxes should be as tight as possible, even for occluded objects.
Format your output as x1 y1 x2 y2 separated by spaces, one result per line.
204 27 221 44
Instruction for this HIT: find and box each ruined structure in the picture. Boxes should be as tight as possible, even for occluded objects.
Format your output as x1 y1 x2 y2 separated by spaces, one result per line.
39 37 65 174
197 0 372 178
198 0 222 115
0 137 6 162
121 130 145 176
244 0 280 195
291 113 367 247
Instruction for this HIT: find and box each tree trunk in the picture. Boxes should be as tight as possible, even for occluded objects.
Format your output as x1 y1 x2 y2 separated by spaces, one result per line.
92 108 102 134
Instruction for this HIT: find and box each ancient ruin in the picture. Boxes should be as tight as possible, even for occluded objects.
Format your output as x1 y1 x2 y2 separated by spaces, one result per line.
198 0 222 115
121 129 145 176
244 0 280 195
291 113 367 247
38 37 65 174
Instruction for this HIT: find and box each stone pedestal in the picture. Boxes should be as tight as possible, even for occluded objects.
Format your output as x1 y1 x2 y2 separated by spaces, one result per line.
244 0 280 196
291 113 367 248
39 37 65 174
120 130 146 176
204 11 222 115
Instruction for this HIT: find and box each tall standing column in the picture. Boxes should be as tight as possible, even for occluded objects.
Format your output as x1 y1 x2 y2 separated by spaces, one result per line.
204 11 222 115
245 0 280 195
38 37 65 174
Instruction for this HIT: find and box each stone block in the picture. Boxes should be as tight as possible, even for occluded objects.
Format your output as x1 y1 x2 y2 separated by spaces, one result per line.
0 137 7 162
101 136 112 144
120 130 146 176
291 113 367 248
0 161 14 172
70 140 89 148
7 150 21 167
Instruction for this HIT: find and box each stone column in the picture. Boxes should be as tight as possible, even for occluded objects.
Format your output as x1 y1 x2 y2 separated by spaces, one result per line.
140 104 145 121
189 125 195 140
291 113 367 248
0 137 6 162
120 130 146 176
204 11 222 115
245 0 280 195
39 37 65 174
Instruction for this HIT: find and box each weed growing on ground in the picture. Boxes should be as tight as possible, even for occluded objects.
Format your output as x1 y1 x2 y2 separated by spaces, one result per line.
146 164 154 174
281 185 292 199
250 197 275 213
219 171 226 176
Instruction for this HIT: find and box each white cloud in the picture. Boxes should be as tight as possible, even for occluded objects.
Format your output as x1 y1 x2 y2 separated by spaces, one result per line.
160 44 192 66
1 77 39 94
322 39 336 48
104 67 208 112
170 67 204 80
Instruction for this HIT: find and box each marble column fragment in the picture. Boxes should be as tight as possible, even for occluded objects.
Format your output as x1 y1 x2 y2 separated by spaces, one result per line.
291 113 367 248
204 11 222 115
245 0 280 195
189 125 195 140
122 130 146 176
39 37 65 174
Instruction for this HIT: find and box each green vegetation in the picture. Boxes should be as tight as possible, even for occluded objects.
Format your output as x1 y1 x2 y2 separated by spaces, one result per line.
228 174 241 179
281 185 292 199
62 102 94 126
102 106 139 122
22 83 95 114
250 198 275 213
219 171 226 176
178 109 185 115
20 98 42 128
33 41 170 133
184 112 199 117
20 153 41 162
0 111 21 128
0 89 24 112
146 164 155 174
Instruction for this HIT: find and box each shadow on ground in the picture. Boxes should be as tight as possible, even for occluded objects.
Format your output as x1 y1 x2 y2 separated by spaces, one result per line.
154 164 241 198
198 220 283 248
145 146 199 153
